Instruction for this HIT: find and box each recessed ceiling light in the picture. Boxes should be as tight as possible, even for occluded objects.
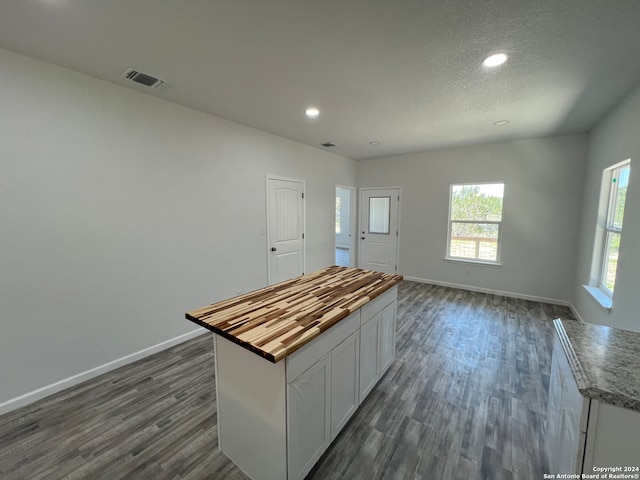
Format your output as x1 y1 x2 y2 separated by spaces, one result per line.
305 107 320 118
493 120 510 126
482 53 508 68
369 141 380 146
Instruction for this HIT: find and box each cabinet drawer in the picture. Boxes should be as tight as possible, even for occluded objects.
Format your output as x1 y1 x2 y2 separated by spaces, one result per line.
286 310 360 383
361 286 397 325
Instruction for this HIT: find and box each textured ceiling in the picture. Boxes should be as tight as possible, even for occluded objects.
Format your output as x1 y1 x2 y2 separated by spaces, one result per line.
1 0 639 160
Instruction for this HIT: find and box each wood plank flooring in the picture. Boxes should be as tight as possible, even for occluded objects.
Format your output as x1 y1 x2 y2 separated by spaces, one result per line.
0 281 574 479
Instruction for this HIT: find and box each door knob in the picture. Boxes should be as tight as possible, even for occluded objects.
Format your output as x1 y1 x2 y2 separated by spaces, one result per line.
360 237 365 240
271 247 277 252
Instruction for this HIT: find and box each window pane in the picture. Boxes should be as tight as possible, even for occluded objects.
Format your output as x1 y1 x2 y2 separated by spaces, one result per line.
449 222 499 261
369 197 390 234
335 197 341 234
603 232 620 293
451 184 504 221
611 165 629 229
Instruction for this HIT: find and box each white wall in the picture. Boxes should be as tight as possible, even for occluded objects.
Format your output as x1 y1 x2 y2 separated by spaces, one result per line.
0 48 356 408
357 134 588 303
573 84 640 332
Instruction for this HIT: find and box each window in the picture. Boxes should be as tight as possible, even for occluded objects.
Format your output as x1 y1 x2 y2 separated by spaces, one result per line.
598 161 630 297
447 183 504 263
335 196 341 234
368 196 391 234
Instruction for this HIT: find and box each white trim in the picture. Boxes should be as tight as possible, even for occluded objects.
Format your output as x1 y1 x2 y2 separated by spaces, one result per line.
403 275 571 307
335 184 357 267
582 284 613 312
447 182 505 264
567 302 586 323
0 328 208 416
443 257 502 267
595 160 630 294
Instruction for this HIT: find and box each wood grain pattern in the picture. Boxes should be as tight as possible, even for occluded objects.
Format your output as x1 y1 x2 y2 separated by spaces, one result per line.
185 266 403 362
1 281 575 480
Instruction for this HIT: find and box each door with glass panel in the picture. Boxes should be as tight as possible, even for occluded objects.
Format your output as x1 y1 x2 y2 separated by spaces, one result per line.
358 188 400 274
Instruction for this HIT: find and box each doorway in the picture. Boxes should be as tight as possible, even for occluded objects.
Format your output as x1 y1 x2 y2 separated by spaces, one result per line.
358 187 400 274
335 186 356 267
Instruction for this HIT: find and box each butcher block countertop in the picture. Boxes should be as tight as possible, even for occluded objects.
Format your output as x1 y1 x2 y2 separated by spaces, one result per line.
186 266 403 363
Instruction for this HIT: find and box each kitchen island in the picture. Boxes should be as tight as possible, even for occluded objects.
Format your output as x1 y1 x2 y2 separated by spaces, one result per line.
547 319 640 475
186 266 403 480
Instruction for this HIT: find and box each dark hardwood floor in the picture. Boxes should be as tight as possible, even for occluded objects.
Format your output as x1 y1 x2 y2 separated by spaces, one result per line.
0 281 574 479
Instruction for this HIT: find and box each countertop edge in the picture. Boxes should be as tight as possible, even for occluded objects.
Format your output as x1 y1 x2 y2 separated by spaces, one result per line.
553 319 588 390
186 271 403 363
554 319 640 413
185 313 278 362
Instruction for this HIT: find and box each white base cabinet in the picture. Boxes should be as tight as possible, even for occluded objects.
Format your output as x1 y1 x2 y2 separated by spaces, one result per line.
359 295 397 400
547 333 640 475
287 353 331 480
359 313 380 399
330 331 360 441
215 286 398 480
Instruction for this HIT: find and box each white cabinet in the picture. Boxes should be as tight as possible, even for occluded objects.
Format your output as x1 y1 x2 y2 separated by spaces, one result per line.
286 311 360 480
214 286 398 480
547 332 640 475
287 354 331 480
379 302 396 374
359 292 397 400
330 330 360 440
359 312 379 399
584 401 640 471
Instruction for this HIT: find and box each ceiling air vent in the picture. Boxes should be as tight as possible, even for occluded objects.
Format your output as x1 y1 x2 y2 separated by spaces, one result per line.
122 68 166 88
321 142 337 148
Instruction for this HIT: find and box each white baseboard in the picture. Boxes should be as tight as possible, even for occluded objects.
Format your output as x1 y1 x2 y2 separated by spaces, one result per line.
0 327 209 417
403 276 571 307
567 302 586 323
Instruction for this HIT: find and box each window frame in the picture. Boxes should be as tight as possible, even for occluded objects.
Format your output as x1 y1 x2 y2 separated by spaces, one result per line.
597 160 630 298
445 182 505 265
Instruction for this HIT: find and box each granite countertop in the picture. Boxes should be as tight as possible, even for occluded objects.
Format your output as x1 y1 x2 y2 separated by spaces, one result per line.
554 318 640 412
186 266 403 363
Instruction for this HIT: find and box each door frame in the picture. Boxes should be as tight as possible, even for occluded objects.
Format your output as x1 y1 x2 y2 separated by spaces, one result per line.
358 186 401 273
335 185 357 267
266 174 306 285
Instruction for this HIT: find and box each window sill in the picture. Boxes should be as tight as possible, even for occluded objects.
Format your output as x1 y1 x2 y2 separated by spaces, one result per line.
583 285 612 312
444 257 502 267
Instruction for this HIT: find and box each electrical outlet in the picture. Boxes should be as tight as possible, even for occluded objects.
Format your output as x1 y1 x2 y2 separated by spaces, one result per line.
237 290 242 296
260 226 267 235
465 269 470 276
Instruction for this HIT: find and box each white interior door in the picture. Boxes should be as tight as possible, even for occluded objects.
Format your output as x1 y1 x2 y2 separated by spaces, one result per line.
267 176 305 285
358 188 399 274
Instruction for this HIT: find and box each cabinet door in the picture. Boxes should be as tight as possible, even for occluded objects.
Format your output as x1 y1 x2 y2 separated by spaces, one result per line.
330 331 360 440
378 302 396 374
287 354 331 480
359 313 380 400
